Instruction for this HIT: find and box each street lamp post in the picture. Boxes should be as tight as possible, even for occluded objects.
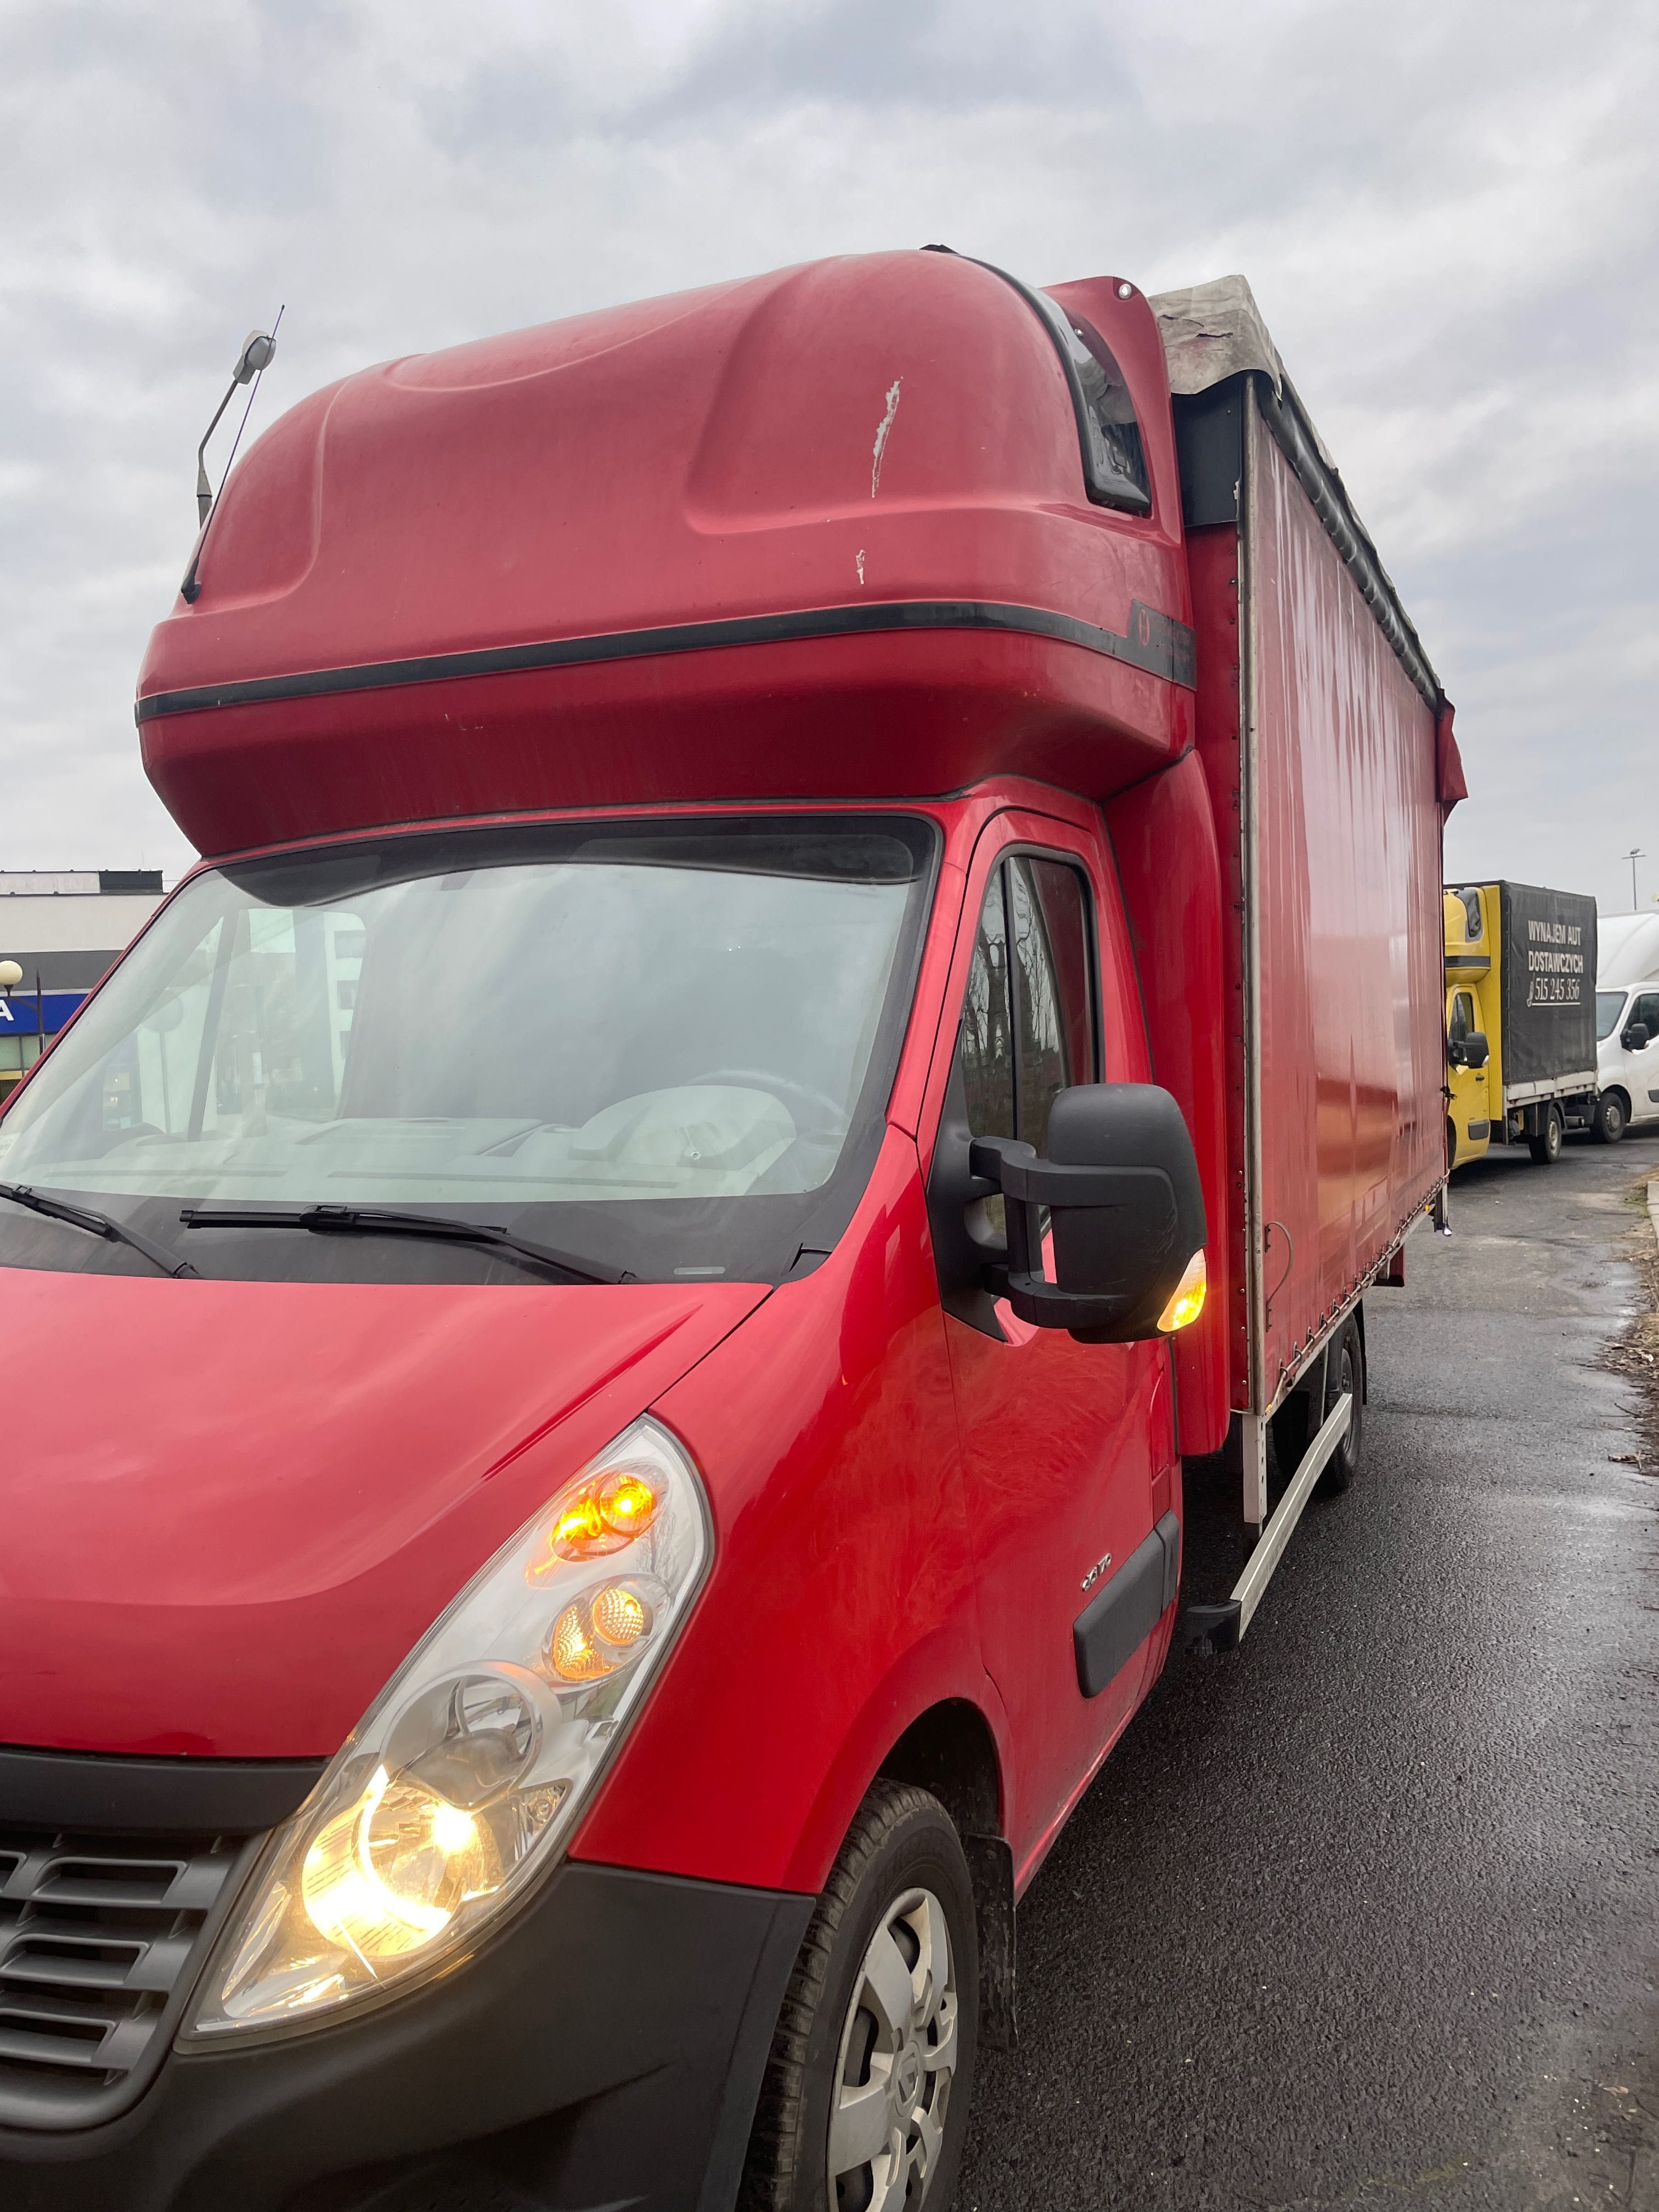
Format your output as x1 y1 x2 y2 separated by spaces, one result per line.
1624 848 1645 912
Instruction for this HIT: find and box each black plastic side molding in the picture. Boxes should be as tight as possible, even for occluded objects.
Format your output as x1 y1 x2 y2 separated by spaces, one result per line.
1074 1510 1181 1697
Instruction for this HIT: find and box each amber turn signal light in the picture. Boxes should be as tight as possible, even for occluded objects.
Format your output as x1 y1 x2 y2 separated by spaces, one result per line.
1156 1249 1207 1334
548 1579 658 1682
597 1469 659 1539
549 1604 616 1683
543 1467 662 1566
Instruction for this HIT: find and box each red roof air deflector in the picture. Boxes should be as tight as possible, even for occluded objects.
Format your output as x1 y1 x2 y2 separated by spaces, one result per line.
137 252 1195 855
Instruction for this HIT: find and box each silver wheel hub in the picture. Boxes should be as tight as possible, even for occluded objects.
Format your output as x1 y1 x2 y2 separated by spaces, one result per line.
827 1884 958 2210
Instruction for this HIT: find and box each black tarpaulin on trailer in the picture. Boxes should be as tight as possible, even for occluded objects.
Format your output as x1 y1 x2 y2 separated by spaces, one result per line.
1497 882 1598 1086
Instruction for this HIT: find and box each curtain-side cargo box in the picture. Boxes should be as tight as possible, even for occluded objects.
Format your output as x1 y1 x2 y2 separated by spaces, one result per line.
1154 279 1461 1429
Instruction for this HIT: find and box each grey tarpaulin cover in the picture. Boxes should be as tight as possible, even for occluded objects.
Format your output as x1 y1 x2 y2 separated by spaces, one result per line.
1149 274 1426 674
1148 273 1335 471
1149 274 1285 398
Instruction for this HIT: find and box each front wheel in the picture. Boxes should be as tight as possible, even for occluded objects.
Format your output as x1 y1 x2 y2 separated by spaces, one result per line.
1527 1105 1564 1164
1593 1092 1628 1144
742 1781 978 2212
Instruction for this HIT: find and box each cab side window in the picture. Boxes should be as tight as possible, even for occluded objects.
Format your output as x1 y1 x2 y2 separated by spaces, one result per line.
1449 991 1474 1045
962 855 1096 1155
1630 992 1659 1041
961 871 1015 1145
1031 294 1152 515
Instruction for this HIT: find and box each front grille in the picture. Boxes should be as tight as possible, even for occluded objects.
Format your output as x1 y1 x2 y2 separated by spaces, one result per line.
0 1825 255 2129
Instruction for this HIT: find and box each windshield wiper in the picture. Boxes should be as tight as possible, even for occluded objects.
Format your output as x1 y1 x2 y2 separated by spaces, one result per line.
0 1182 199 1278
177 1204 629 1286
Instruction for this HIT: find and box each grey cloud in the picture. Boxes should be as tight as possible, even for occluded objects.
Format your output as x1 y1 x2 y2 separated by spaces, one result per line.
435 0 1141 150
0 0 1654 913
632 0 1141 123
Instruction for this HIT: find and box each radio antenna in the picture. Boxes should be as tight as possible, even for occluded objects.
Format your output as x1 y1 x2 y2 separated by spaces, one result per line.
179 304 284 606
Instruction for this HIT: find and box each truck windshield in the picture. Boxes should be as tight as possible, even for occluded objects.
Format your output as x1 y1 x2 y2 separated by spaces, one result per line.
0 816 935 1285
1597 991 1627 1041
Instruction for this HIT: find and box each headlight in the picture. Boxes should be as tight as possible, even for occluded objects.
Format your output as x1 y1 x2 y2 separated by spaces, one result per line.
184 1416 709 2040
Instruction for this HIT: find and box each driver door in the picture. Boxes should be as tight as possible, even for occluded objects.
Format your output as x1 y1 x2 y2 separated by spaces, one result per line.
927 817 1172 1865
1447 987 1489 1161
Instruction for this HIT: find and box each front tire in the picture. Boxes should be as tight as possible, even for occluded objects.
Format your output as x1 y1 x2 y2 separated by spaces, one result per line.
1593 1092 1628 1144
742 1781 979 2212
1528 1105 1564 1164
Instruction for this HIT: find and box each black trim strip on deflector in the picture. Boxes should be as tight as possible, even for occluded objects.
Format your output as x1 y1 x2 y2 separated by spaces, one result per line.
135 598 1198 722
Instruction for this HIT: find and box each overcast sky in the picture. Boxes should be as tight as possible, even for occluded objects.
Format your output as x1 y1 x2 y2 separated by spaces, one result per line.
2 0 1655 911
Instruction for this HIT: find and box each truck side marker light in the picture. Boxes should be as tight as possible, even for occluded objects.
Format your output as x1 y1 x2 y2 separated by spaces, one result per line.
1156 1250 1207 1333
187 1418 708 2038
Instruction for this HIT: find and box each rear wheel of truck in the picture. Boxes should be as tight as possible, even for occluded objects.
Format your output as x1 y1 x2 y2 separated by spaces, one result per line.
741 1779 978 2212
1593 1092 1627 1144
1317 1316 1365 1495
1269 1313 1364 1499
1528 1105 1564 1164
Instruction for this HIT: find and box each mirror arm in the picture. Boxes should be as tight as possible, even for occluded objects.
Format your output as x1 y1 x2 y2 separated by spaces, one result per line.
957 1084 1206 1342
969 1137 1132 1209
968 1135 1164 1333
968 1137 1036 1299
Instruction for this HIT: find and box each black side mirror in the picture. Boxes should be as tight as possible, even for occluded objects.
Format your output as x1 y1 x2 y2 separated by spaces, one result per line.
1463 1030 1489 1069
1623 1023 1651 1052
969 1084 1206 1343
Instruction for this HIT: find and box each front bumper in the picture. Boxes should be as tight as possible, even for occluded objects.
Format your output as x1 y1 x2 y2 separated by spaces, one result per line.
0 1857 812 2212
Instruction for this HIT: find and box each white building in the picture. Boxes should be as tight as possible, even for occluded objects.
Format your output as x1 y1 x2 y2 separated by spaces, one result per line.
0 870 166 1098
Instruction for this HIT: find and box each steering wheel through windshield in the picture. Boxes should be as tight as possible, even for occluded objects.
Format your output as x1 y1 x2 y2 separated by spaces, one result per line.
683 1069 846 1138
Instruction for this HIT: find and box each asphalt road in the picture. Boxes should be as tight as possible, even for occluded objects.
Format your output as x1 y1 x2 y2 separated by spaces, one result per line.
957 1132 1659 2210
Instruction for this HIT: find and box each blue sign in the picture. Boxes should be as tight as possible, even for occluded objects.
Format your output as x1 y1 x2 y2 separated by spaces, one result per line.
0 992 88 1037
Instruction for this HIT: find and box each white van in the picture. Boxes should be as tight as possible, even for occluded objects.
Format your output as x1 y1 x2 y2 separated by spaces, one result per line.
1595 913 1659 1139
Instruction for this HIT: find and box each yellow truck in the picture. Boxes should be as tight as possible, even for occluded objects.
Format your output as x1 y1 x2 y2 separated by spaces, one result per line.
1444 882 1600 1167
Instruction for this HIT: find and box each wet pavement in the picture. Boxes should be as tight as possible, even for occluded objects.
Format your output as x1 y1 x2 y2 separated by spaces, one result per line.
957 1133 1659 2210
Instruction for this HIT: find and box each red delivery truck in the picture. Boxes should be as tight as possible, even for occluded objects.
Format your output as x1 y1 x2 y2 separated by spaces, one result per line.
0 250 1462 2212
